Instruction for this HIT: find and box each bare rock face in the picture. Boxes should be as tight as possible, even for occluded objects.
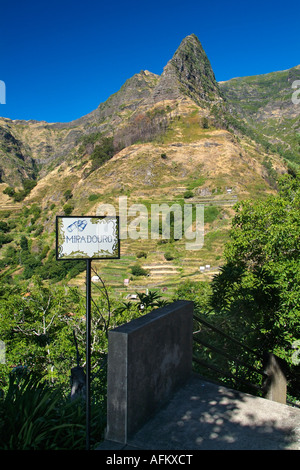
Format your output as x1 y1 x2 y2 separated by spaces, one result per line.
0 125 37 186
149 34 223 106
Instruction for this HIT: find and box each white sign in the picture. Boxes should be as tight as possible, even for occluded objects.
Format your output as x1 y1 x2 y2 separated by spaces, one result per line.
56 216 119 260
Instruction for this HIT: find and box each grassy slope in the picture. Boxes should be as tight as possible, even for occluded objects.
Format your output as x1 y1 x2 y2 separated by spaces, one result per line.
0 101 286 300
219 65 300 167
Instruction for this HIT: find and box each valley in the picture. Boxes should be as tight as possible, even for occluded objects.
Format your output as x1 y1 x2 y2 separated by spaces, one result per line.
0 34 298 301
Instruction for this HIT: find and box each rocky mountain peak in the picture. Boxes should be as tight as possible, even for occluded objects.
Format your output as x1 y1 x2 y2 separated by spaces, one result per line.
150 34 223 105
1 34 298 188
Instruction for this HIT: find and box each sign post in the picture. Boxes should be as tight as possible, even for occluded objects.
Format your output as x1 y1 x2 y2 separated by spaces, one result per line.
86 258 91 451
56 215 120 450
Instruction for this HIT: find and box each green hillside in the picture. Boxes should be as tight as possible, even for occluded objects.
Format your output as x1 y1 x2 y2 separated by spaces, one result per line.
220 65 300 167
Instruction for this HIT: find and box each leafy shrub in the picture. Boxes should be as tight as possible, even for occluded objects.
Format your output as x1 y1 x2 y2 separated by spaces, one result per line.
183 190 194 199
0 221 10 233
64 189 73 201
0 210 11 218
2 245 17 266
202 117 209 129
22 253 42 279
20 235 29 251
63 203 73 215
0 370 86 450
23 180 37 192
77 131 103 148
164 252 174 261
0 233 13 248
13 191 27 202
3 186 15 197
12 179 37 202
88 194 100 201
130 264 148 276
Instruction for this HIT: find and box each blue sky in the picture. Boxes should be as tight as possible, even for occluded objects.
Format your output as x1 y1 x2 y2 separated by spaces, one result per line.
0 0 299 123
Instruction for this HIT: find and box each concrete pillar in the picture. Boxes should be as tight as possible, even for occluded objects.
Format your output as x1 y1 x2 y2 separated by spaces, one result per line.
106 300 194 444
263 353 287 404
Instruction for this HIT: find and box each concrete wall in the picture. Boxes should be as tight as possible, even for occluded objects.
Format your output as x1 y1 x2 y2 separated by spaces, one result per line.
105 300 194 444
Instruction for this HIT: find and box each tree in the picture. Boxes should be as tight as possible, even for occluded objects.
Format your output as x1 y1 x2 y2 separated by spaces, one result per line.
3 186 15 197
173 279 212 312
0 277 86 386
20 235 29 251
63 203 73 215
89 137 115 173
210 173 300 384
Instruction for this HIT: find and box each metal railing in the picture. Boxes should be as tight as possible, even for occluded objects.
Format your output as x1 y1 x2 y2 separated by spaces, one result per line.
192 313 300 408
192 313 268 396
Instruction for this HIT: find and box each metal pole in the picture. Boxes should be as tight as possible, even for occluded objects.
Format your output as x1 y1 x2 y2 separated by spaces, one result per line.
86 259 91 450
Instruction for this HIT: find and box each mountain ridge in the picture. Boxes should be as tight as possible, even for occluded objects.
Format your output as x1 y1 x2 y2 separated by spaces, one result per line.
1 34 225 185
0 33 299 190
0 33 295 291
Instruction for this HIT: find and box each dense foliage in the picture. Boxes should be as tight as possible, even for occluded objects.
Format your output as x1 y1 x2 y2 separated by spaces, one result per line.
210 172 300 397
0 275 168 449
1 171 300 448
77 133 115 175
0 200 86 282
0 369 87 450
3 179 37 202
89 137 115 173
